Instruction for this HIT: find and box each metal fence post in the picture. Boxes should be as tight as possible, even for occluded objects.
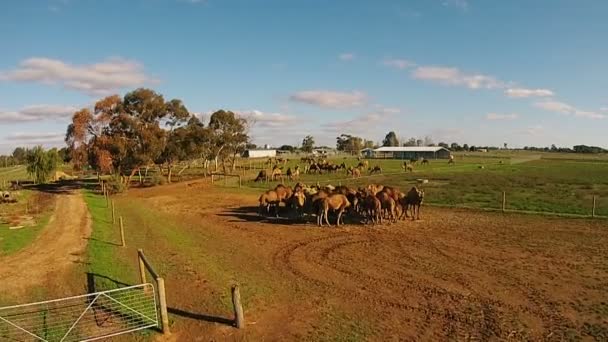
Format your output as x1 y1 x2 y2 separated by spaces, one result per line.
592 196 597 218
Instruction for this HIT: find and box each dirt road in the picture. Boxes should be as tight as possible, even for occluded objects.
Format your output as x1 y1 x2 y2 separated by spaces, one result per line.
0 190 91 298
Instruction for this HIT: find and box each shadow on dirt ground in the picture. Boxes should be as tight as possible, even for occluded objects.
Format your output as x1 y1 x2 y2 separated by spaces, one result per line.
167 308 234 326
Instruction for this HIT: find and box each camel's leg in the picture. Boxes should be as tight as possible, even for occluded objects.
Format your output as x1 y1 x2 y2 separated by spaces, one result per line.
416 204 421 220
324 209 331 226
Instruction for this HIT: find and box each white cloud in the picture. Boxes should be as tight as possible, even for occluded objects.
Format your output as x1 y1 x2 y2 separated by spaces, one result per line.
289 90 367 109
600 107 608 112
0 104 78 123
486 113 519 121
534 100 573 114
382 58 415 70
534 100 605 119
339 53 355 61
0 57 155 96
505 88 554 98
236 110 298 128
411 66 504 89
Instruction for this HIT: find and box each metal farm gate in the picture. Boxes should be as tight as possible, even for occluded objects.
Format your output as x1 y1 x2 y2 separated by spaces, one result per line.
0 284 158 341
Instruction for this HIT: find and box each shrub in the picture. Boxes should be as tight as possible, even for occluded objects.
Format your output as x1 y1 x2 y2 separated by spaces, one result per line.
107 176 126 194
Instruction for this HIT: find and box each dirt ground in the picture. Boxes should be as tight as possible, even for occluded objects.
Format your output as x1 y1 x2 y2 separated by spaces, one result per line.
121 181 608 341
0 189 92 299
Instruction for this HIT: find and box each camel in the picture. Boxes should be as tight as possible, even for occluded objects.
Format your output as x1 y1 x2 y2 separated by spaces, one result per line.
348 167 361 178
318 194 351 227
361 192 382 224
288 189 307 218
369 166 382 175
421 159 429 165
401 161 408 172
254 170 267 182
376 191 397 223
448 155 455 165
356 160 369 169
271 166 283 181
259 190 280 216
274 184 293 204
400 187 424 220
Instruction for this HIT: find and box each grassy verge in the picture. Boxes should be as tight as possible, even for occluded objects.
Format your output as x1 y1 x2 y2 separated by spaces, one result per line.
0 212 51 255
82 190 138 291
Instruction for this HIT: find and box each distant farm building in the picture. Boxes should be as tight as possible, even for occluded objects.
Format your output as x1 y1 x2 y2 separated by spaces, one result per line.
243 149 277 158
360 148 375 158
372 146 451 159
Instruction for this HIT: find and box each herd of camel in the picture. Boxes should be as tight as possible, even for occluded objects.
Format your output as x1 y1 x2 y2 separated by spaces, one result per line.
253 156 451 182
258 182 425 227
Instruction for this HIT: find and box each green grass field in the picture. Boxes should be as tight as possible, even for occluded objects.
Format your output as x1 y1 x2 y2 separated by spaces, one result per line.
0 165 29 188
226 151 608 217
0 190 53 256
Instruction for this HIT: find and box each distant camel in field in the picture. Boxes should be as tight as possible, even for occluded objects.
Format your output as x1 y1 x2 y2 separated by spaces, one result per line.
254 170 267 182
368 166 382 175
421 159 429 165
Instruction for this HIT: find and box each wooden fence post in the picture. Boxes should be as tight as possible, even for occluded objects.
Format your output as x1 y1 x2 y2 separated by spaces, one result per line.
231 284 245 329
238 175 242 188
111 200 115 224
502 191 506 213
592 196 596 218
119 216 125 247
157 277 171 334
137 249 147 284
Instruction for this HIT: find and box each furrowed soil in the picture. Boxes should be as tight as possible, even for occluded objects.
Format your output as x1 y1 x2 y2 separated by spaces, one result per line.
116 181 608 341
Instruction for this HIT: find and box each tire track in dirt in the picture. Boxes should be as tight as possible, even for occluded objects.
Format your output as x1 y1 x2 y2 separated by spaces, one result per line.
0 190 92 298
272 232 507 340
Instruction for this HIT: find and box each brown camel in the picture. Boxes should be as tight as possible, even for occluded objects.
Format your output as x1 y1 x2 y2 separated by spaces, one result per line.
318 194 351 227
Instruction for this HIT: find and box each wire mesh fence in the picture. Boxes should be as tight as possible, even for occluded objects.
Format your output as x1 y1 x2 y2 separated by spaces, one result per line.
0 283 158 342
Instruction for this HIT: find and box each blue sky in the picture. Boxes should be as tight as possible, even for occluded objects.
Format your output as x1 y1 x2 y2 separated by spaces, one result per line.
0 0 607 153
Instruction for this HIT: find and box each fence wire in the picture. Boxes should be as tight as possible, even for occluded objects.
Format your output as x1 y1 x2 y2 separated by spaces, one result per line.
0 284 158 342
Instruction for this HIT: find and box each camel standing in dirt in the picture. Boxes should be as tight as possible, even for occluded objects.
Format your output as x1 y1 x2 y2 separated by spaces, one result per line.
400 187 424 220
376 191 397 223
362 192 382 224
259 190 280 216
318 194 351 227
288 189 306 218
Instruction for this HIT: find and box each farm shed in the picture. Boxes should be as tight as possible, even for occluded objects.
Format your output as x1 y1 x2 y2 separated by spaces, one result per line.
243 149 277 158
361 148 375 158
372 146 451 160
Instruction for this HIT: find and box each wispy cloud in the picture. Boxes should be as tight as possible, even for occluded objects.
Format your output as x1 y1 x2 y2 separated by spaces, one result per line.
382 58 415 70
322 106 400 134
289 90 367 109
236 110 298 128
534 100 605 119
6 132 65 142
0 57 156 96
505 88 554 98
412 66 504 89
442 0 468 10
0 104 78 123
520 125 545 136
486 113 519 121
339 53 355 61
